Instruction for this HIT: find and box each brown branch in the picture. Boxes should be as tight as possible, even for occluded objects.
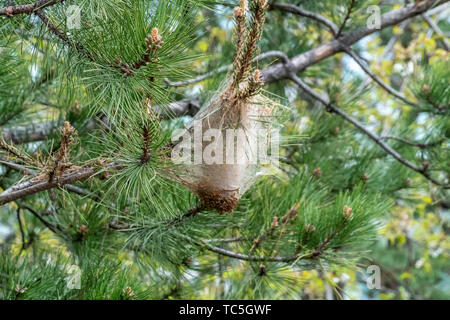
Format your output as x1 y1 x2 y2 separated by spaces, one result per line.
271 2 339 35
16 208 27 251
0 159 95 198
34 9 94 60
0 0 63 16
1 120 63 144
0 165 101 206
261 0 443 83
336 0 356 38
140 126 151 164
289 74 449 188
381 136 444 149
423 14 450 51
2 99 201 144
340 45 418 106
0 138 31 164
202 242 308 262
174 233 310 263
21 205 60 233
110 203 206 231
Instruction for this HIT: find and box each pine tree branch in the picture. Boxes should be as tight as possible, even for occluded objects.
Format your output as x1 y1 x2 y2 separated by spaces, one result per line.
271 2 339 35
262 0 444 83
34 9 94 61
166 203 206 227
380 136 444 149
0 159 95 198
170 1 444 86
201 241 309 262
289 74 449 188
0 164 102 206
20 204 60 233
16 208 27 251
0 0 63 16
423 14 450 51
109 204 206 230
5 1 443 144
2 99 200 144
336 0 356 38
340 45 418 106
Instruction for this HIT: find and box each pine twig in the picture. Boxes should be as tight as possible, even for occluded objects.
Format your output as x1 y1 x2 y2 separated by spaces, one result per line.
423 14 450 51
0 159 95 198
140 126 152 164
341 45 418 107
0 165 100 206
271 2 339 36
232 3 248 76
380 136 444 149
289 74 449 188
34 9 91 59
336 0 356 38
16 208 27 252
21 205 60 234
0 0 63 16
232 0 268 87
0 138 31 164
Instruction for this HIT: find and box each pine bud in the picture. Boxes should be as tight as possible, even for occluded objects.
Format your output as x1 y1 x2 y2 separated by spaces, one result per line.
79 224 89 236
122 286 135 298
304 224 316 233
258 264 266 276
362 173 369 183
151 28 159 42
312 167 322 178
145 97 152 116
234 7 243 18
253 69 262 84
421 84 431 94
64 121 74 137
343 205 353 221
271 216 279 228
282 203 300 223
145 28 164 52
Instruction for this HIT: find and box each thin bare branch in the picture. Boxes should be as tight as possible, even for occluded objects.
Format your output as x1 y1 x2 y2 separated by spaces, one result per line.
341 45 418 106
202 241 308 262
272 2 339 35
380 136 445 149
336 0 356 38
423 14 450 50
0 159 95 198
0 0 63 16
0 165 101 206
289 74 449 188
